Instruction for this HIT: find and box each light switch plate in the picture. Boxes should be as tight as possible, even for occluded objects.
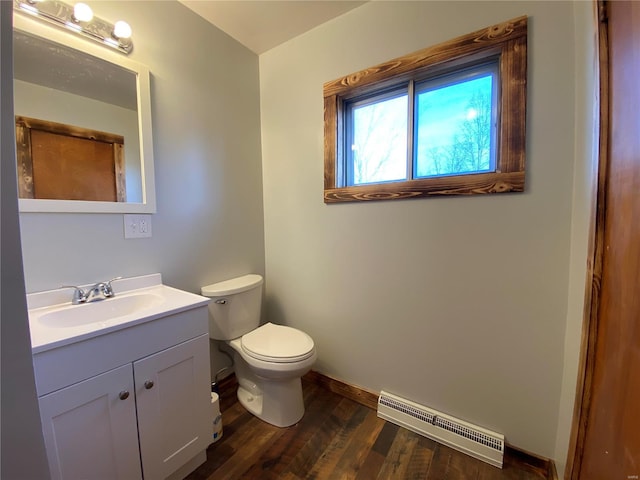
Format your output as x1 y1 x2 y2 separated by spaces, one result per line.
124 214 152 238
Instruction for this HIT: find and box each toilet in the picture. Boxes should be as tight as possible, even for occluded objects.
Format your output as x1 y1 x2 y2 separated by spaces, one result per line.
201 274 316 427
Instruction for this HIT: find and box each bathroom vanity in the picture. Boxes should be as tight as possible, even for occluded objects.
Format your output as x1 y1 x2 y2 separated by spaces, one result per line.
27 274 212 480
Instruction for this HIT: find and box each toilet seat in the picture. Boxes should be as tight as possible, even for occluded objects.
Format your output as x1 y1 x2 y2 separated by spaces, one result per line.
241 322 315 363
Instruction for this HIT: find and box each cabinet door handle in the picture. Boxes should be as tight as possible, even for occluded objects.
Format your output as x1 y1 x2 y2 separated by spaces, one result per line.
119 390 130 400
144 380 154 390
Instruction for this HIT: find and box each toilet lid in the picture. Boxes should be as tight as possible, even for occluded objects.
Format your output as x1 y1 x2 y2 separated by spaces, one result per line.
241 322 315 363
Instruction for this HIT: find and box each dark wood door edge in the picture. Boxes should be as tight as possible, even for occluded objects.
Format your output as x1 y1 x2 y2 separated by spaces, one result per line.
564 2 609 478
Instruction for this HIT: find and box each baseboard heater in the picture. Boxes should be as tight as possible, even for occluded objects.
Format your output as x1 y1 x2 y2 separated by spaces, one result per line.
377 390 504 468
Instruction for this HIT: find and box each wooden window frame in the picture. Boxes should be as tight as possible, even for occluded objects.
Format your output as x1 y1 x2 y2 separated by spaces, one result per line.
323 16 527 203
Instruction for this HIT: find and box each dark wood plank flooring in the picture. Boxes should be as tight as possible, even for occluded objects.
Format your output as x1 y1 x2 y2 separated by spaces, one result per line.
186 378 549 480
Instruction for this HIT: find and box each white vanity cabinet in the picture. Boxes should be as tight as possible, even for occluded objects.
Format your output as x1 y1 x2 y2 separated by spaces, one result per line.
38 334 210 480
135 335 210 480
38 363 142 480
29 279 212 480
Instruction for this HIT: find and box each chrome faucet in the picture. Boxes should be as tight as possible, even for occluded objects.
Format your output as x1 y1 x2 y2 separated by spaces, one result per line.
62 277 122 304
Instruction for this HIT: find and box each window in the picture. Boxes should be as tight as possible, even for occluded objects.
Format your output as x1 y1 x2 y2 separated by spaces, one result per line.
324 16 527 203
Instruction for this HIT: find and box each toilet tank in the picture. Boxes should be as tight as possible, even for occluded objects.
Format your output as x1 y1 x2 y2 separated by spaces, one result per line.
201 274 263 340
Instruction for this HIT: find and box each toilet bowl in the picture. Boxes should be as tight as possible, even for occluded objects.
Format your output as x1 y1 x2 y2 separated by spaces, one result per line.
228 322 317 427
201 275 316 427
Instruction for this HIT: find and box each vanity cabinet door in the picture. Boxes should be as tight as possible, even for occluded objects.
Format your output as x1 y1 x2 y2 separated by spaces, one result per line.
134 334 211 480
38 364 142 480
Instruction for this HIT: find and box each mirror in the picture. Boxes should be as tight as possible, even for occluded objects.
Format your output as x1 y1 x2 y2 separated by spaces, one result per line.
13 13 155 213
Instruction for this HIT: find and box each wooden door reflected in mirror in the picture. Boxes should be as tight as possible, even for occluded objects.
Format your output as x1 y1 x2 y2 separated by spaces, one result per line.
16 116 126 202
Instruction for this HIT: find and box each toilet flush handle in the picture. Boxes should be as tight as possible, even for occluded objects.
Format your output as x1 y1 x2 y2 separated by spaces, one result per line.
215 299 227 305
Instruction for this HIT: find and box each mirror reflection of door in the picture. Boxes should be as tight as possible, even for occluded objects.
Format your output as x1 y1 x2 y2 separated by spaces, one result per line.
13 27 146 207
16 116 126 202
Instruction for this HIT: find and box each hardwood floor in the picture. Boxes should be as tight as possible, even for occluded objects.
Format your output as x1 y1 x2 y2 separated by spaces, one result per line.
186 376 551 480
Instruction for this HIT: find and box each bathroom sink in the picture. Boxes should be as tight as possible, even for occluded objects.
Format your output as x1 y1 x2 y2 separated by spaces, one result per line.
38 292 164 328
27 273 210 353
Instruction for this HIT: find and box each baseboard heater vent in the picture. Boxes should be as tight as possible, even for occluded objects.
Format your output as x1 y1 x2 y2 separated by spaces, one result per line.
377 390 504 468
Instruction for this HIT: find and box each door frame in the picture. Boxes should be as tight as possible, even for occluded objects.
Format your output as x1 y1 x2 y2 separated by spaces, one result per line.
565 1 612 478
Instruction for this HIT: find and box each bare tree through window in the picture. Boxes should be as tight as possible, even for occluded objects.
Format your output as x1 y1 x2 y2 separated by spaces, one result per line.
350 95 407 185
416 75 494 177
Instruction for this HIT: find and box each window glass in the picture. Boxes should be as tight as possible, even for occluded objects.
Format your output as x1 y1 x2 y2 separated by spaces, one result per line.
347 92 408 186
415 67 497 178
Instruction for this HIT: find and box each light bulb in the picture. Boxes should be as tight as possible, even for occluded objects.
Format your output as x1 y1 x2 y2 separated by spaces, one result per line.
113 20 132 39
73 2 93 22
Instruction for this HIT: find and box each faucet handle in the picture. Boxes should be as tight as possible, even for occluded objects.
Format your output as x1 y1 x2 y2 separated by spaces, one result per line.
61 285 86 304
103 277 122 297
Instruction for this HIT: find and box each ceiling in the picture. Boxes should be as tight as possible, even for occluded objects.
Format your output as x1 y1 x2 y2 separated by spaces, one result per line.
179 1 366 55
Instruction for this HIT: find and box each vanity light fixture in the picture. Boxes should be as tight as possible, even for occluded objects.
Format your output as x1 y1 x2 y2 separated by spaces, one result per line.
14 0 133 54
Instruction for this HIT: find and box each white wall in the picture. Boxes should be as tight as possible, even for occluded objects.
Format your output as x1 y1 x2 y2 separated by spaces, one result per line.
1 2 50 477
260 1 578 457
17 1 265 378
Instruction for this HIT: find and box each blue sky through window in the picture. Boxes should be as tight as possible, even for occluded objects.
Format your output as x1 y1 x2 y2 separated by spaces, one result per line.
348 70 495 185
415 74 494 177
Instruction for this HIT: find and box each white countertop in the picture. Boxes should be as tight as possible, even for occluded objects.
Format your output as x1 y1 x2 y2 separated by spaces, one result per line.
27 274 210 354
